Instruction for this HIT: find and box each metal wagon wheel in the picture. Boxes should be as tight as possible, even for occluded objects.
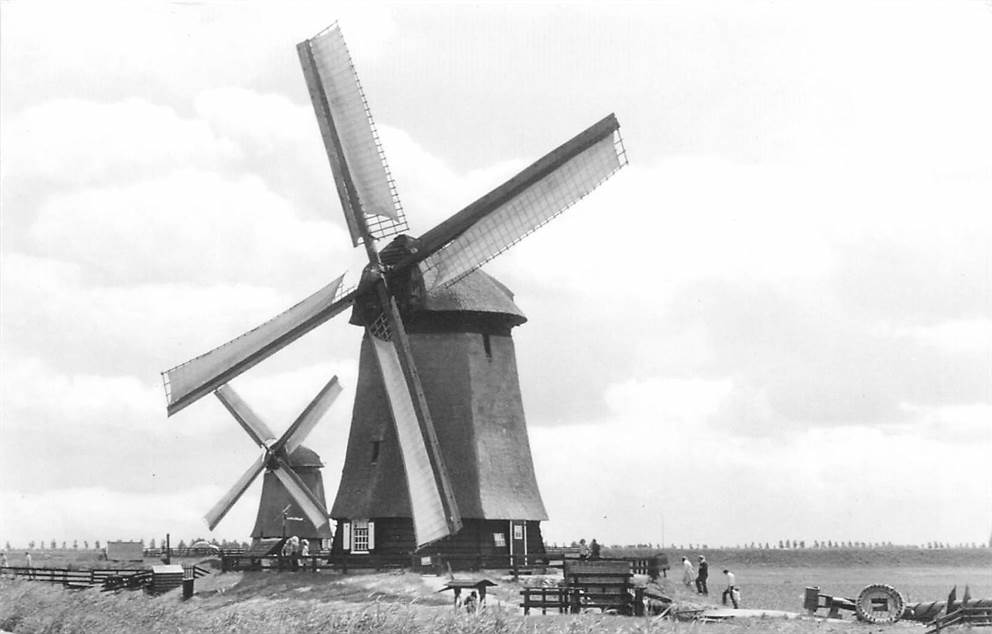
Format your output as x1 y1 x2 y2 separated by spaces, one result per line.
855 583 905 624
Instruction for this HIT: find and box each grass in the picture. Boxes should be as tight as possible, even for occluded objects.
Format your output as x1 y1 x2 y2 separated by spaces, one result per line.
2 549 990 633
0 577 884 634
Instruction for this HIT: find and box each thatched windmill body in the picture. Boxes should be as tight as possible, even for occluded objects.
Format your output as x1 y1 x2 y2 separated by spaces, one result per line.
161 23 627 565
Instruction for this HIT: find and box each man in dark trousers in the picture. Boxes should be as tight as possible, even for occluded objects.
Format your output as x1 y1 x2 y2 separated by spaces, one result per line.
589 539 601 560
695 555 708 594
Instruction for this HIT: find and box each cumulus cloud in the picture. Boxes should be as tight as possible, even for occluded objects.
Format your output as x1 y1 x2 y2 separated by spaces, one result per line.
28 170 348 286
0 252 353 378
0 3 397 111
533 376 992 547
3 98 240 189
0 357 356 519
0 486 260 544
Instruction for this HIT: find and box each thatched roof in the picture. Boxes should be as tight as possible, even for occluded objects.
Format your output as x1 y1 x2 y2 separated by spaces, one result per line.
420 270 526 325
286 445 323 468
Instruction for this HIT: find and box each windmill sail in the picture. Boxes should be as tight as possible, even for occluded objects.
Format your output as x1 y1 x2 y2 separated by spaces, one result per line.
271 458 331 531
215 384 278 446
298 24 407 245
205 452 268 530
162 275 353 416
370 334 453 548
281 377 343 454
409 114 626 290
205 380 340 531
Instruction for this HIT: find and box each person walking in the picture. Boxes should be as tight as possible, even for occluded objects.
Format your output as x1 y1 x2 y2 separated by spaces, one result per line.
25 552 34 579
722 569 739 608
589 539 601 560
681 556 695 586
695 555 708 595
578 539 590 560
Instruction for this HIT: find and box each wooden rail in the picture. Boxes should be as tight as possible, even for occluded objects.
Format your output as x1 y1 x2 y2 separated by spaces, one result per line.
1 566 147 589
213 550 662 575
926 605 992 633
520 587 570 614
221 554 327 573
1 564 208 592
144 547 243 558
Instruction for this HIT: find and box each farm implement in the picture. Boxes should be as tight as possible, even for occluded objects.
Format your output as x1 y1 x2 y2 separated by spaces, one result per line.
805 583 992 628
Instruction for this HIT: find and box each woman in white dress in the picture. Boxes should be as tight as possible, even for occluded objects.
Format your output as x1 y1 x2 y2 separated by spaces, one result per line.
681 556 696 586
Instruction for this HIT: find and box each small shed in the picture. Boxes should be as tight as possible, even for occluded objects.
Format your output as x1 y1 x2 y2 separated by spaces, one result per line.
438 578 497 610
106 540 144 561
149 564 184 595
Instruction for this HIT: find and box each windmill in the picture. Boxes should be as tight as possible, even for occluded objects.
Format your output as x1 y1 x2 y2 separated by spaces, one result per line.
161 22 627 561
202 378 342 543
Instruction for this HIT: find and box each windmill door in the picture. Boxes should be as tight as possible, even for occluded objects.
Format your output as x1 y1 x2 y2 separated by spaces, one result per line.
509 520 527 566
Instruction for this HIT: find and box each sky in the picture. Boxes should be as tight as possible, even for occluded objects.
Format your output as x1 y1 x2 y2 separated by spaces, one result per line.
1 1 990 550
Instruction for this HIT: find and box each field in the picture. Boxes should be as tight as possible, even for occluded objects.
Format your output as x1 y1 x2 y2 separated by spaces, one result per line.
1 548 990 633
609 547 992 612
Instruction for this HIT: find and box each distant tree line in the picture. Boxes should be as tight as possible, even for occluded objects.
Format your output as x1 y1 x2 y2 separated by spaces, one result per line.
547 539 990 551
2 537 249 551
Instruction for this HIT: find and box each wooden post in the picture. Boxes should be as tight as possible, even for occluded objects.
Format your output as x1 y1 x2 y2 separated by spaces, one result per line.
804 586 820 615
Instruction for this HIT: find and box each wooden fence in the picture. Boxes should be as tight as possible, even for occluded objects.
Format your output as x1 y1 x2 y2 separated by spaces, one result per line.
1 566 147 589
1 564 210 592
214 549 662 575
926 604 992 633
144 546 243 558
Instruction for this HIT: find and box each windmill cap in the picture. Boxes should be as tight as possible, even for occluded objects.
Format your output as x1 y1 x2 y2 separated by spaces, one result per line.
287 445 324 468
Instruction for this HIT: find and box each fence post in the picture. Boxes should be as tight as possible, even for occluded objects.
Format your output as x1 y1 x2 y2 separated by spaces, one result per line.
634 587 645 616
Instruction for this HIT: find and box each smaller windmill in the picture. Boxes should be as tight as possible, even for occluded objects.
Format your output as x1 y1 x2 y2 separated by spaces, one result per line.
275 504 303 539
203 377 343 540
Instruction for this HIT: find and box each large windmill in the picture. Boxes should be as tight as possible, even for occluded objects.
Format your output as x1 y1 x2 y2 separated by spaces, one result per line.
162 23 627 564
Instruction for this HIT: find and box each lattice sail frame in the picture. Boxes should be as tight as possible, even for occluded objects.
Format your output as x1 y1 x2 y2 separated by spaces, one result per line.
419 129 627 290
302 23 408 245
161 275 354 412
369 335 451 546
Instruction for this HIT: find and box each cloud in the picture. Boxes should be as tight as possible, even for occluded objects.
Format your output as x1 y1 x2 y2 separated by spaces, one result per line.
0 3 397 112
3 98 240 190
0 357 356 508
28 170 348 286
666 277 991 432
532 376 992 547
0 486 259 545
835 237 992 327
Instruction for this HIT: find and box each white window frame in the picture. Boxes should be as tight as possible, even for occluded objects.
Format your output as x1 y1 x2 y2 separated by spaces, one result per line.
351 519 372 554
493 532 506 547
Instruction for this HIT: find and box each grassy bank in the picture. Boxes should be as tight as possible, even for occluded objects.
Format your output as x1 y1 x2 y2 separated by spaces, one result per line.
0 576 873 634
2 550 989 633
